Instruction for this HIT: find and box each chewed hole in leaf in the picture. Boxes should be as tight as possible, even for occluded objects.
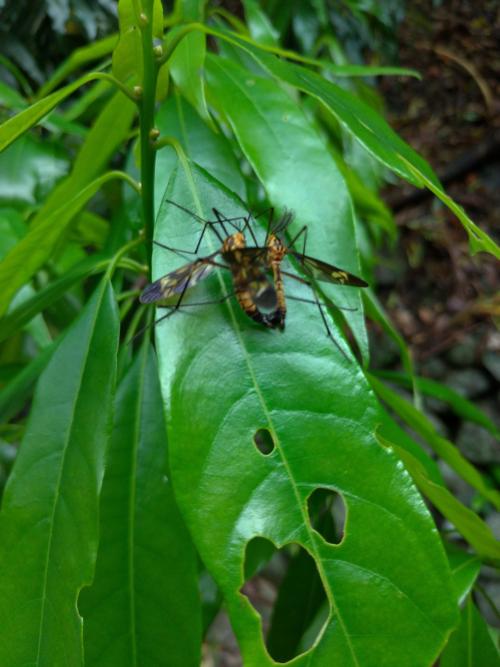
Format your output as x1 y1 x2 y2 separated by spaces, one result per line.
241 537 329 663
253 428 275 455
307 487 346 545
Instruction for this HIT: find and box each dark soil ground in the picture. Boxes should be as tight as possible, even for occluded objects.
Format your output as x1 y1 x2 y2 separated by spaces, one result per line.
377 0 500 635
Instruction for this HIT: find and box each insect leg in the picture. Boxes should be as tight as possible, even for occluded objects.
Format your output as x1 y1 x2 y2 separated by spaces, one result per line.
280 270 350 358
287 225 308 257
280 271 357 312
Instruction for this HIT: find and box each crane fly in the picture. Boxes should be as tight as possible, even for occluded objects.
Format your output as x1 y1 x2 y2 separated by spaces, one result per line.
139 201 280 328
226 210 368 328
139 202 368 356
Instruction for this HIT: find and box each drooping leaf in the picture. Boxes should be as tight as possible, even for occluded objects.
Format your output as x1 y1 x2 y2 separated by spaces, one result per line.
207 29 500 258
369 375 500 510
151 161 458 666
0 279 119 666
378 433 500 561
374 370 500 438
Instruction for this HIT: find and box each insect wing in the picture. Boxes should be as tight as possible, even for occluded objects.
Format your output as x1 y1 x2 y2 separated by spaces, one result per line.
140 256 218 304
291 252 368 287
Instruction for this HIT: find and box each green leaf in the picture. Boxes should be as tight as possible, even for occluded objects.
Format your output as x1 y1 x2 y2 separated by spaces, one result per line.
0 255 109 343
209 29 436 187
154 93 246 212
0 341 57 423
0 133 68 206
168 30 212 126
113 0 143 84
151 162 458 666
374 370 500 438
37 34 117 98
205 53 369 363
378 433 500 561
210 30 499 258
80 343 201 666
440 597 500 667
0 170 137 318
445 543 481 605
0 279 119 666
0 72 123 154
32 92 136 234
369 375 500 510
242 0 279 47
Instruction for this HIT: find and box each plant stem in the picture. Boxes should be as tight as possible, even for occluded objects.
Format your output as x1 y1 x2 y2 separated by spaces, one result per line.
138 7 158 267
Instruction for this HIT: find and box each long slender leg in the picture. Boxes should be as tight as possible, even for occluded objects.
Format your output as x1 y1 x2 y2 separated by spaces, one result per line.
279 270 351 358
303 286 349 359
157 291 235 311
280 270 357 312
286 225 308 256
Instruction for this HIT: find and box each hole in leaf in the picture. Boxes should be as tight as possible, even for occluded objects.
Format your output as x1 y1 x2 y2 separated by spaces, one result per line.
253 428 275 455
241 537 329 663
307 487 346 545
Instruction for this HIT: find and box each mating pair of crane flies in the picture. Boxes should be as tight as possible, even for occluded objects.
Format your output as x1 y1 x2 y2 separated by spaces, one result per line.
140 200 368 350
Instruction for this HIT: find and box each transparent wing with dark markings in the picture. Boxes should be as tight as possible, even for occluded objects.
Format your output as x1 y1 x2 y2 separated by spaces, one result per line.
140 253 219 304
290 252 368 287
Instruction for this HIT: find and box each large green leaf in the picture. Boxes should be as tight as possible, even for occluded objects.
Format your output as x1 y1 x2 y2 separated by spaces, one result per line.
80 343 201 666
0 279 119 666
206 28 499 258
440 597 500 667
154 93 246 211
205 53 369 362
151 162 458 666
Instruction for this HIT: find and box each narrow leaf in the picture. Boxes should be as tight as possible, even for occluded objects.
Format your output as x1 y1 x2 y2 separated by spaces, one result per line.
440 597 500 667
0 279 119 666
369 375 500 510
81 343 201 666
0 171 134 317
379 434 500 561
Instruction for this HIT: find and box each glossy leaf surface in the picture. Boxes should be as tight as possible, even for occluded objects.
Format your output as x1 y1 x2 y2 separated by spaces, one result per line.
152 162 458 667
0 279 119 666
205 53 368 362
